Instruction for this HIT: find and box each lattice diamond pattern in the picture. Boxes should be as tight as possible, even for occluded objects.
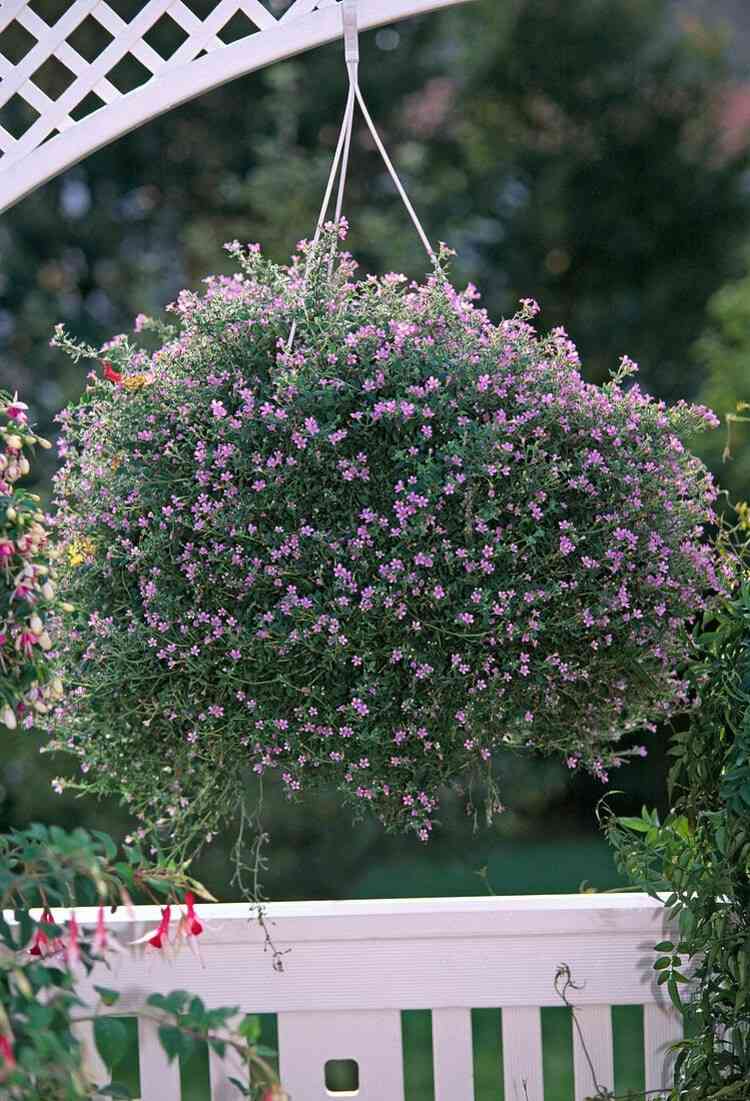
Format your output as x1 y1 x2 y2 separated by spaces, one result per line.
0 0 341 164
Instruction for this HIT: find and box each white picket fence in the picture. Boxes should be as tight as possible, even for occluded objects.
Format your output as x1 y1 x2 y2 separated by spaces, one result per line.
68 893 682 1101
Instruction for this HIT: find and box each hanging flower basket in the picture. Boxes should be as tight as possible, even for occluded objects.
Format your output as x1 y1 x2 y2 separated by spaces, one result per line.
48 231 727 847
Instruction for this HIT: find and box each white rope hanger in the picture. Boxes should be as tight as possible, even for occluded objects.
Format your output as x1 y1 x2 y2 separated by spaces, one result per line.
318 0 436 259
287 0 436 351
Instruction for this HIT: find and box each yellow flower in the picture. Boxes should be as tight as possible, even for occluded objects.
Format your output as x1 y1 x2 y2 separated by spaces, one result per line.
737 501 750 531
121 373 153 391
67 537 95 567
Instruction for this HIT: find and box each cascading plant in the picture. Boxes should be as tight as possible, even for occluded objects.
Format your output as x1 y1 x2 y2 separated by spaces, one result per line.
48 226 729 856
0 391 59 731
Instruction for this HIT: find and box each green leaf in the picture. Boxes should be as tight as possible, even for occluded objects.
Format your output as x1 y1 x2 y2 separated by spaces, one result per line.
158 1024 195 1064
654 941 674 953
95 986 121 1008
92 830 118 861
239 1015 262 1044
95 1018 129 1069
617 817 651 832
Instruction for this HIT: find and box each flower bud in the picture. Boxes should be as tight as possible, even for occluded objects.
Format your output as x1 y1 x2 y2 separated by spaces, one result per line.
5 506 16 523
51 677 64 699
61 602 75 613
29 614 44 636
41 581 55 600
1 706 16 730
33 701 49 714
38 631 52 651
18 457 30 476
5 435 22 451
35 437 53 450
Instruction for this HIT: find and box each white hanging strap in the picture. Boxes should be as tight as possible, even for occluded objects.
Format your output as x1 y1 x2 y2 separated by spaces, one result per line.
286 0 434 352
317 0 434 258
352 81 435 261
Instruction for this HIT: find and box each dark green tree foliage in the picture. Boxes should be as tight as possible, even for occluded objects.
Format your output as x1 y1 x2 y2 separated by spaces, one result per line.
694 260 750 507
607 534 750 1098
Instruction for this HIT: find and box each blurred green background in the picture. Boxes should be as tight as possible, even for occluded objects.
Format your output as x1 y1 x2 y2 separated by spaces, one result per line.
1 0 750 910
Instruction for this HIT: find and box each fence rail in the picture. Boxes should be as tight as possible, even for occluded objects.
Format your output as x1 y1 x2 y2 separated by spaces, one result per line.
63 893 680 1100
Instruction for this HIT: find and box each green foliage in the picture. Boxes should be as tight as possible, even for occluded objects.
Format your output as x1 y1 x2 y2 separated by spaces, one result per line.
0 823 281 1099
606 522 750 1098
695 264 750 506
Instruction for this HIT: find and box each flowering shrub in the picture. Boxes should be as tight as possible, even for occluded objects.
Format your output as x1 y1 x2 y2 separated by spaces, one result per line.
0 392 59 731
0 825 282 1100
50 229 726 849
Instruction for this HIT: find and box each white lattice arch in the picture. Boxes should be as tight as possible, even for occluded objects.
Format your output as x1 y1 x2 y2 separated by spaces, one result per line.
0 0 471 214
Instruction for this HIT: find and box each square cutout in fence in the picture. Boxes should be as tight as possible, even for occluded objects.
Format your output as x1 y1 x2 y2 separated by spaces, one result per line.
217 9 262 45
325 1058 359 1095
106 52 154 95
65 14 115 64
142 13 190 60
0 92 40 140
30 54 76 100
0 20 37 65
28 0 71 23
70 90 106 123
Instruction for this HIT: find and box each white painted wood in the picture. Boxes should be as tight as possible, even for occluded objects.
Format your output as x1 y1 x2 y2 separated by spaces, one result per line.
502 1006 544 1101
0 0 474 213
431 1007 474 1100
138 1015 182 1101
278 1008 405 1100
644 1001 683 1091
572 1005 614 1101
208 1037 248 1100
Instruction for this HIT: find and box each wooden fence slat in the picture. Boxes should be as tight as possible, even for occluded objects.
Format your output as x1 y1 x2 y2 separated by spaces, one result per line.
431 1007 474 1101
208 1039 247 1100
138 1016 182 1101
644 1002 682 1091
572 1005 614 1101
502 1006 544 1101
278 1008 405 1100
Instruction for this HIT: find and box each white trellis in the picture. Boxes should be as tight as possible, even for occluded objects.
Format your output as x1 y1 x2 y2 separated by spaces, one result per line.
0 0 471 214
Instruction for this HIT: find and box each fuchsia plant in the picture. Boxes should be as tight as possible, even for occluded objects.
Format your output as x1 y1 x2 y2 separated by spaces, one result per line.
0 392 60 732
49 228 729 851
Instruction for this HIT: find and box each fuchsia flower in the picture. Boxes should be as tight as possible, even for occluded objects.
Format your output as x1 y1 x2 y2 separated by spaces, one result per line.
93 904 108 954
184 892 203 937
5 396 28 423
0 1033 15 1070
29 908 58 957
148 905 171 949
101 361 122 385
